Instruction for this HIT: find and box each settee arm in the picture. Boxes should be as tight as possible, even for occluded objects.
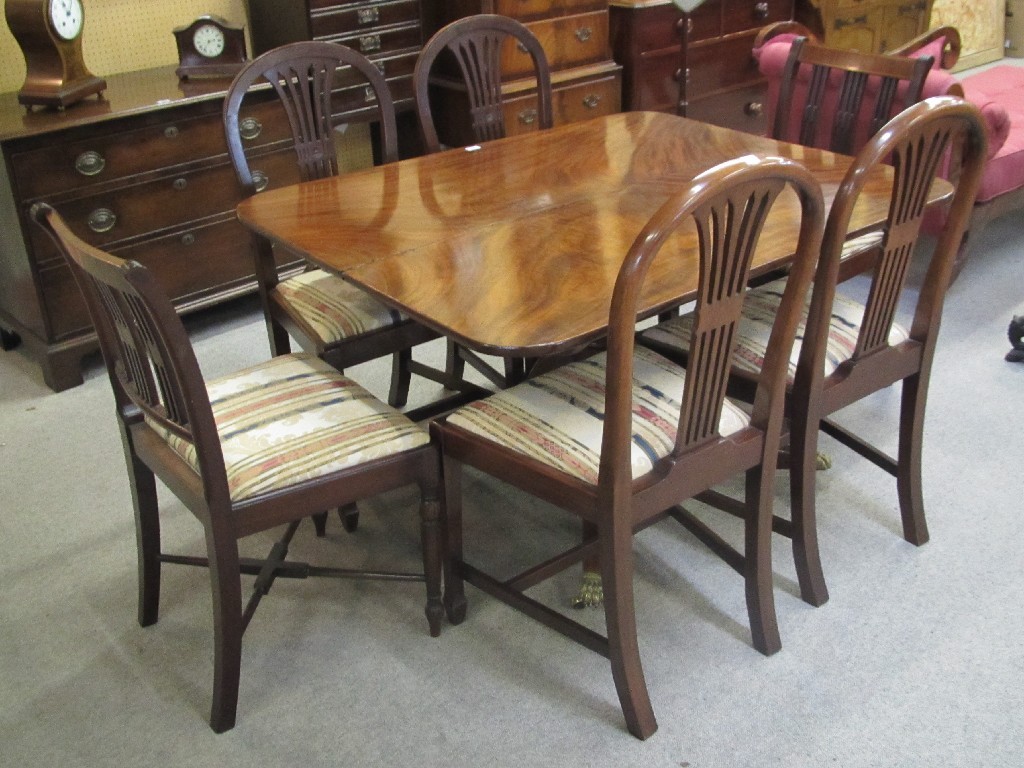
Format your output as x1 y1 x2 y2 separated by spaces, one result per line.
753 21 817 51
887 26 962 70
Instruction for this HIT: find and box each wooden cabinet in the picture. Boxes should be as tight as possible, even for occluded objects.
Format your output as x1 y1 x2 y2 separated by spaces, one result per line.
425 0 623 145
795 0 933 53
0 67 308 391
609 0 794 134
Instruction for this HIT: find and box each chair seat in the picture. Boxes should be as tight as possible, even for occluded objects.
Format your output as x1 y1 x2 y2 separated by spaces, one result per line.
642 272 909 382
273 269 406 344
155 353 429 501
445 346 750 485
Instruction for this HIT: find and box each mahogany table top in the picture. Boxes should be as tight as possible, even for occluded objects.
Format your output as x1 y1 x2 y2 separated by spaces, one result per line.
236 111 950 358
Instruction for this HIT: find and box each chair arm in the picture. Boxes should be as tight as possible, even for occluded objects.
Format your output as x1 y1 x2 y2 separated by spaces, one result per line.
753 21 818 52
887 26 961 70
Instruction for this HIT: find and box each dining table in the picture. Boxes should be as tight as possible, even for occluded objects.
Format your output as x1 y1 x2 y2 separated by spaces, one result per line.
235 110 951 382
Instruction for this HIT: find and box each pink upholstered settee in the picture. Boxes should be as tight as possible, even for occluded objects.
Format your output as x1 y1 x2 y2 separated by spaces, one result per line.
753 24 1019 276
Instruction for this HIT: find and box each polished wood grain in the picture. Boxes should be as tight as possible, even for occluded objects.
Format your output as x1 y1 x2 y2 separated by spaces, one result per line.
236 110 951 359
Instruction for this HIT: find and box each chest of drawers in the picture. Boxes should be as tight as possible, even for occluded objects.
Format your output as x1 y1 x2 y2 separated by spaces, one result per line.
609 0 794 133
424 0 623 145
795 0 933 53
0 68 308 391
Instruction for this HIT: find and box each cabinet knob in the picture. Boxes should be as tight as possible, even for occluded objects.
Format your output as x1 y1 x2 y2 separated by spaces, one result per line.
363 85 378 103
754 2 769 20
239 117 263 141
164 126 179 139
359 34 381 53
357 6 379 24
745 101 764 117
74 150 105 177
87 208 117 234
575 27 593 43
582 94 601 110
518 108 538 125
181 232 196 247
252 170 269 193
172 177 188 191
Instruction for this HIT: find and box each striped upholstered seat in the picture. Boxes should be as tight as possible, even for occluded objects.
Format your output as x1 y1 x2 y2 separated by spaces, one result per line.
445 346 750 485
643 272 909 383
273 269 406 344
153 353 428 501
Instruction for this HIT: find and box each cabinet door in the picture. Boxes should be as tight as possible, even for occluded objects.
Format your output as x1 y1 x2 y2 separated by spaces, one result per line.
828 7 883 52
879 1 929 51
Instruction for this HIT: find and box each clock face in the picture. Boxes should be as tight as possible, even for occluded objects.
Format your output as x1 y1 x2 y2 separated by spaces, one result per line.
48 0 83 41
193 24 226 58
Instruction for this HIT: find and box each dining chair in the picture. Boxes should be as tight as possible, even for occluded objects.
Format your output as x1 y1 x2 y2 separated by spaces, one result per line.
413 13 553 388
223 41 446 410
641 97 988 607
31 202 444 733
431 155 826 739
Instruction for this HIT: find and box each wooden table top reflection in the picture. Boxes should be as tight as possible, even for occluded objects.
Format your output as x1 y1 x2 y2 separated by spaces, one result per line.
236 111 948 359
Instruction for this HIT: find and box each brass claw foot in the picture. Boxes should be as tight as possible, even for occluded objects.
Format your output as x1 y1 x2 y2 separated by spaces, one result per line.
816 452 832 470
571 570 604 609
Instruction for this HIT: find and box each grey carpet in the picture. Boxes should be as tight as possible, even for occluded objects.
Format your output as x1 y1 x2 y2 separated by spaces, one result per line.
1 216 1021 767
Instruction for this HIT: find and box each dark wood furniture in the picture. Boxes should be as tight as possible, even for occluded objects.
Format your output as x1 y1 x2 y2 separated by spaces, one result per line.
423 0 623 144
643 97 988 605
235 112 951 362
224 41 445 409
432 155 825 739
0 68 306 391
608 0 794 133
795 0 933 53
33 202 443 733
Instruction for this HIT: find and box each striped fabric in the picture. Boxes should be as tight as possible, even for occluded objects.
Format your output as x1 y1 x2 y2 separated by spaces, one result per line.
445 346 750 486
153 354 428 501
274 269 405 343
642 275 909 383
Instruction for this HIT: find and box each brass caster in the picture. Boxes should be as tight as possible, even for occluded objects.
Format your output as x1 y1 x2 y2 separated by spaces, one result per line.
571 570 604 609
816 452 832 471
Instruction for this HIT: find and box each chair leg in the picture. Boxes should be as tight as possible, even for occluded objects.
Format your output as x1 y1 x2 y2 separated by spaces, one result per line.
789 419 829 607
338 503 359 533
419 490 444 637
388 349 412 409
599 512 657 740
267 317 292 358
126 444 161 627
205 526 244 734
744 468 782 656
440 453 467 625
896 374 929 545
445 340 466 384
311 511 328 537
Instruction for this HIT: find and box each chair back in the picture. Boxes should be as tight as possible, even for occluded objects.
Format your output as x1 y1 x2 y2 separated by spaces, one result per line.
773 37 933 155
796 96 988 400
414 14 553 153
601 157 825 490
30 203 227 497
223 41 399 193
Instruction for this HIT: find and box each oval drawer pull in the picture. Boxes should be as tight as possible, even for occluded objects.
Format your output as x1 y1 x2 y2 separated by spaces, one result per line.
745 101 764 117
582 94 601 110
518 108 538 125
239 117 263 141
575 27 593 43
364 86 378 103
359 34 381 53
181 232 196 247
172 177 188 191
164 126 179 139
74 150 105 177
357 6 379 24
87 208 117 234
252 170 270 193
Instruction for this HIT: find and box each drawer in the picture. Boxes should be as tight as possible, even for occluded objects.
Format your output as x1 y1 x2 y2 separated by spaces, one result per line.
627 5 686 51
721 0 794 35
490 0 608 19
30 150 302 257
687 32 760 98
316 19 422 54
309 0 421 38
38 216 300 341
11 98 293 201
633 49 684 113
503 12 609 79
686 83 768 134
502 70 622 135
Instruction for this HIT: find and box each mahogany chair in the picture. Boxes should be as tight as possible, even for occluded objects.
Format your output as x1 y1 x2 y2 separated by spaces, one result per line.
224 41 445 409
32 202 444 733
642 97 988 606
413 14 553 388
432 156 826 739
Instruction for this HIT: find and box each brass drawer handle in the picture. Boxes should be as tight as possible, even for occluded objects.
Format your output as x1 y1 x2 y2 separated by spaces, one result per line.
897 1 926 14
582 94 600 109
575 27 592 43
181 232 196 247
745 101 764 117
754 2 769 20
518 108 538 125
172 177 187 191
834 15 868 30
74 150 105 176
359 34 381 53
164 126 179 139
87 208 117 234
364 85 377 103
357 7 379 24
239 117 263 141
252 170 269 193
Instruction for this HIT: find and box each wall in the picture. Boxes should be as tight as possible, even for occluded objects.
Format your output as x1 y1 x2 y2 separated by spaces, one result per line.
932 0 1005 71
1 0 248 93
